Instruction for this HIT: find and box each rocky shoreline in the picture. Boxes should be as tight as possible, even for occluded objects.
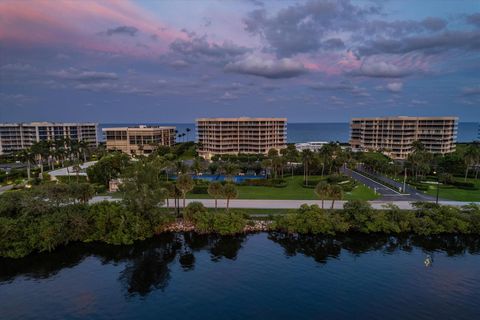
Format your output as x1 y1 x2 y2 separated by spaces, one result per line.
161 220 272 233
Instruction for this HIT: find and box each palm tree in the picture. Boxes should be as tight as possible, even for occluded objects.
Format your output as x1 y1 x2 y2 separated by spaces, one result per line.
208 181 223 210
31 141 49 178
176 174 194 209
191 157 205 175
222 162 239 182
464 144 480 181
186 128 191 141
72 164 82 182
329 185 343 209
314 181 330 209
301 149 313 186
280 144 299 177
70 139 80 162
16 148 35 181
222 183 238 211
175 160 188 175
54 138 67 167
78 140 90 163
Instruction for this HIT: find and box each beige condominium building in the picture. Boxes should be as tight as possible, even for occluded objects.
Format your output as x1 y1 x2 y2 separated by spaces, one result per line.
350 116 458 160
196 117 287 159
103 125 176 156
0 122 98 155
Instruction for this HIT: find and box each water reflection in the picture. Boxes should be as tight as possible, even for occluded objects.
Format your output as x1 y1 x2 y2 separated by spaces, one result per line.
268 232 480 263
0 232 247 297
1 232 479 298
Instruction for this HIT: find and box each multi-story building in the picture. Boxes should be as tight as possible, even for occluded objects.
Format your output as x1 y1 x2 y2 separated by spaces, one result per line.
103 125 176 155
197 117 287 159
350 116 458 159
295 141 329 152
0 122 98 155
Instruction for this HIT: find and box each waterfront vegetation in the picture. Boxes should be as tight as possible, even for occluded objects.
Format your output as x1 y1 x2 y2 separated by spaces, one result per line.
1 180 480 259
1 140 480 259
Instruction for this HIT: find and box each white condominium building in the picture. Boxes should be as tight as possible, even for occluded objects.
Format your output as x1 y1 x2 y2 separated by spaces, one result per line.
197 117 287 159
0 122 98 155
350 116 457 159
103 125 176 156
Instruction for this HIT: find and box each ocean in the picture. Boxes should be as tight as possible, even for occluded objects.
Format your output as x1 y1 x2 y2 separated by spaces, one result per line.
99 122 479 143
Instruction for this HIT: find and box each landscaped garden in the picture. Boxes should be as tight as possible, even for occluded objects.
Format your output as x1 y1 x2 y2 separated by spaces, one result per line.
187 175 379 200
423 177 480 202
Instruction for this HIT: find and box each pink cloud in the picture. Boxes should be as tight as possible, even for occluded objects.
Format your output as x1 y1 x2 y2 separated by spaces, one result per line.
0 0 186 57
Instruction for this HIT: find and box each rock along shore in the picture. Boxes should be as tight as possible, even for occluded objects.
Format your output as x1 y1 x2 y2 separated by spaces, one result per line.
160 220 271 233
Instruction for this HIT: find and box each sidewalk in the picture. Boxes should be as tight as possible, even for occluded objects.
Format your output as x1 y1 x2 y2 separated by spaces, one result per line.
90 196 480 210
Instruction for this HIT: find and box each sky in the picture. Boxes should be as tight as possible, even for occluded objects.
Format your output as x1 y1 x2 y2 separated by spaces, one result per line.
0 0 479 123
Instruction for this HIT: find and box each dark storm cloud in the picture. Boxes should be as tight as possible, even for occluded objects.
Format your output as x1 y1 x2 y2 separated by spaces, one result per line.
106 26 139 36
243 0 380 57
224 55 307 79
243 1 456 58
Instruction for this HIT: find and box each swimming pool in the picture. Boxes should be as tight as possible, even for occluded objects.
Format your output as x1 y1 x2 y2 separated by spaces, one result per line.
190 174 266 183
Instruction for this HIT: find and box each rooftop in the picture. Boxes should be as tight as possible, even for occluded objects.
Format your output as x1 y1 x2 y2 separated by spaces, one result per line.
102 125 176 131
196 117 287 122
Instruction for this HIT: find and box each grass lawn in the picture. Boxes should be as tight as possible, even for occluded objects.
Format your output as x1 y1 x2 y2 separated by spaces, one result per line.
424 178 480 202
187 175 379 201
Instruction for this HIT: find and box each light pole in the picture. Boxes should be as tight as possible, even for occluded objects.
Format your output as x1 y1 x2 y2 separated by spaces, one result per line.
433 170 440 204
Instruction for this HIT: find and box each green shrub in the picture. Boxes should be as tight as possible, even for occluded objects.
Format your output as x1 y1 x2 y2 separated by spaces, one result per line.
191 185 209 194
326 174 348 184
192 210 246 235
451 181 476 190
184 202 207 222
242 178 287 188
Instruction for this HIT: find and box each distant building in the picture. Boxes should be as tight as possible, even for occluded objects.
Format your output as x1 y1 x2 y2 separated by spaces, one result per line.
197 117 287 159
103 125 176 156
0 122 98 155
350 116 458 159
295 141 329 152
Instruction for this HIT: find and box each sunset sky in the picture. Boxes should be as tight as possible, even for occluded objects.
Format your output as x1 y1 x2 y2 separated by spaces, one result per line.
1 0 479 122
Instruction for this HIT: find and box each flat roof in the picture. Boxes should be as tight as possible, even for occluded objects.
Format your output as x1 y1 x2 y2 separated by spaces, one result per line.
196 117 287 121
102 125 176 131
351 116 458 121
0 122 98 126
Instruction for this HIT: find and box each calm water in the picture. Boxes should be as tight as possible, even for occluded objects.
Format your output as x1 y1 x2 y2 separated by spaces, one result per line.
1 233 480 320
100 122 479 143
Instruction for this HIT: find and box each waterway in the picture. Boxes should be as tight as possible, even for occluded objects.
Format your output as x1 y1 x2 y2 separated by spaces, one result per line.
1 232 479 319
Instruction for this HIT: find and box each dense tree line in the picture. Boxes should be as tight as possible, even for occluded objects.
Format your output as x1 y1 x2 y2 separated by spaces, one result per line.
272 201 480 236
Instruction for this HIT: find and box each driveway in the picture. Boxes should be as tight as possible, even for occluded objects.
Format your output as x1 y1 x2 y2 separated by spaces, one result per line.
341 166 438 202
49 161 97 179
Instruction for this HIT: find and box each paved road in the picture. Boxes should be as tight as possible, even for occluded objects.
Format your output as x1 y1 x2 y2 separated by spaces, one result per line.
49 161 97 178
0 184 14 194
358 164 439 202
90 196 479 210
341 166 436 202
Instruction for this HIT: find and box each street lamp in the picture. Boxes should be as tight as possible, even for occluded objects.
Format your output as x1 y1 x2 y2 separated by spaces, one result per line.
433 170 440 204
